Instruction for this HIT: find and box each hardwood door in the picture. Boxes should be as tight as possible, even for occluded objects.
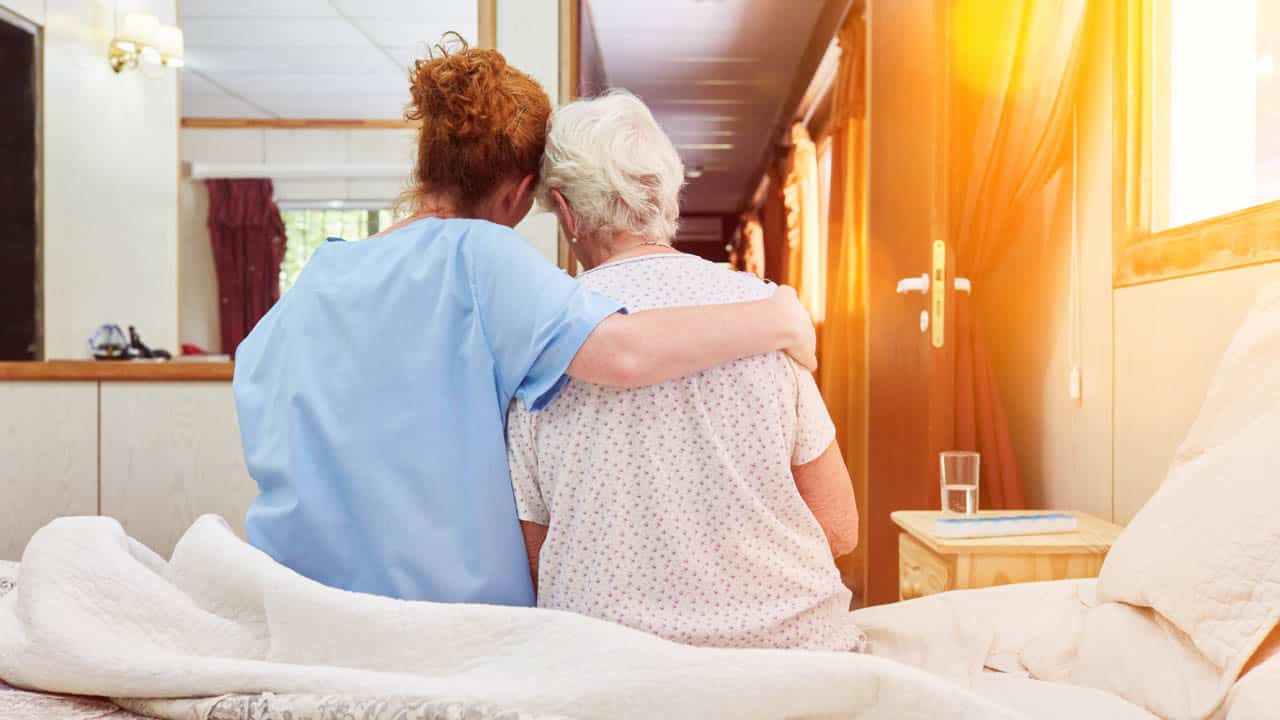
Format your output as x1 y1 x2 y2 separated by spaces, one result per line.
861 0 958 605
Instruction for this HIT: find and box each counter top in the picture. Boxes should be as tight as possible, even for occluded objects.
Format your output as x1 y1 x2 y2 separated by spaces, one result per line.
0 361 234 382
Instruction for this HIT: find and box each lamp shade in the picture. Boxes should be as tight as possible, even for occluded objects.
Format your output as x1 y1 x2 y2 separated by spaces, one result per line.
119 12 159 46
154 25 184 61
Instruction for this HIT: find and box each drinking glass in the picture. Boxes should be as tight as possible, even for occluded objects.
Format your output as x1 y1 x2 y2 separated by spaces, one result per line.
940 451 980 514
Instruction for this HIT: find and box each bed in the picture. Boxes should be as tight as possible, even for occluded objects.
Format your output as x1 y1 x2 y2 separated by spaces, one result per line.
2 286 1278 720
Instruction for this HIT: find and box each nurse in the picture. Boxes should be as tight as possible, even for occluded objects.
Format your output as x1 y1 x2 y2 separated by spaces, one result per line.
232 37 816 607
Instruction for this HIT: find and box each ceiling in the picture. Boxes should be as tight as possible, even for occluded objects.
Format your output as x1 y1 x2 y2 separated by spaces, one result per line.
181 0 845 217
584 0 840 215
180 0 477 120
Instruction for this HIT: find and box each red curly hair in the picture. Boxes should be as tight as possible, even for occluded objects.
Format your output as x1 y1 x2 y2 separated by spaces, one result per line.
406 33 551 213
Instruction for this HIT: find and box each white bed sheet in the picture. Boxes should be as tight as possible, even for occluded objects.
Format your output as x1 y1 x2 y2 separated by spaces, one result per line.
851 579 1280 720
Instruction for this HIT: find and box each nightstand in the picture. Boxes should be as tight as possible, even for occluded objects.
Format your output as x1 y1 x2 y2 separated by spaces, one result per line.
892 510 1123 601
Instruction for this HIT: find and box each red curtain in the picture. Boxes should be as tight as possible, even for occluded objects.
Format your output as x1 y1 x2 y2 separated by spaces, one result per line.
206 179 286 356
948 0 1088 509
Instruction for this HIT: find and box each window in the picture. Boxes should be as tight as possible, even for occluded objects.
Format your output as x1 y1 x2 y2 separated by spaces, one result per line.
1154 1 1280 229
814 136 834 323
1116 0 1280 285
279 208 401 294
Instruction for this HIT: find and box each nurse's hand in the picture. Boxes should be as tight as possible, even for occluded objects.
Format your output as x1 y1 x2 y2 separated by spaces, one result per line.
772 285 818 372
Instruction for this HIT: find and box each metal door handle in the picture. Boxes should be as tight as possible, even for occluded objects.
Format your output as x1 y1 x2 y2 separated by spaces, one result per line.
896 274 930 295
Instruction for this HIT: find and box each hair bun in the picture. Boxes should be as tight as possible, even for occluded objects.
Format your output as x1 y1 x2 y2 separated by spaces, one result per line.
408 33 513 140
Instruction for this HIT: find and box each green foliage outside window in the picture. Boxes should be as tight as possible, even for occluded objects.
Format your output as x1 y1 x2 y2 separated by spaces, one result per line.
279 208 402 294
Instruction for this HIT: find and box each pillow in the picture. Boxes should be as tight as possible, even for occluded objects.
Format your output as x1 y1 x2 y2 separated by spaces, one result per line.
0 561 16 599
1097 281 1280 687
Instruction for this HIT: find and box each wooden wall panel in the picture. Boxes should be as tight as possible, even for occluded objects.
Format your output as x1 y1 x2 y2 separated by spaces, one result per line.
99 382 255 557
0 382 97 560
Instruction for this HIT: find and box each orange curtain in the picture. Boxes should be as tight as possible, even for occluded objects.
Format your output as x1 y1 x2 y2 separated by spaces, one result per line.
731 212 766 278
947 0 1087 510
817 12 869 591
760 164 788 286
781 124 825 320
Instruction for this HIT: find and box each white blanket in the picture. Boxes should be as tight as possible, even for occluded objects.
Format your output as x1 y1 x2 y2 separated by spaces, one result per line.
0 515 1022 720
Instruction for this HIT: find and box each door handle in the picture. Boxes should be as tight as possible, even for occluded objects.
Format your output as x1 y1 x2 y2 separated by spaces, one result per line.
897 274 971 295
896 274 930 295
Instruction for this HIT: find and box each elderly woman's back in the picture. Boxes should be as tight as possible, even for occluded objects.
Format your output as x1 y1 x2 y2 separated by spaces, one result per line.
506 91 863 652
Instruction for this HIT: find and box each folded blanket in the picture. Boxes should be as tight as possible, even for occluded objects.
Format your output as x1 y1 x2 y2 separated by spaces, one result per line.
0 515 1023 720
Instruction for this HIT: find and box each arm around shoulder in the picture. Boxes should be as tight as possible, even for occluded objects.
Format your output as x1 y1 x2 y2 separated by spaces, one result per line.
566 284 817 388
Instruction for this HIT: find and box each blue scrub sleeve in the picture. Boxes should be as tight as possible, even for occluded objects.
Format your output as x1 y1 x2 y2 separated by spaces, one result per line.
469 227 624 411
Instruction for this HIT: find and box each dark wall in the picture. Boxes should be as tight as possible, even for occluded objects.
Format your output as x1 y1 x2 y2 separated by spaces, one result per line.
671 214 731 264
0 17 37 360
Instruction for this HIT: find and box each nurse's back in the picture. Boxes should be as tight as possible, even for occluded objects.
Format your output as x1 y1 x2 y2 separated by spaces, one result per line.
232 35 569 606
235 219 559 604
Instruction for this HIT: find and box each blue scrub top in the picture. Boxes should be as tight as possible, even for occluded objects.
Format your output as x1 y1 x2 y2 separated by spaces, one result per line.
233 218 622 606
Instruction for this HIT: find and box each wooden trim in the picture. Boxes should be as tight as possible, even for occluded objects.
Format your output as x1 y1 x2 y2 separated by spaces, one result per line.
181 118 417 130
1115 201 1280 287
1113 0 1280 286
558 0 580 104
557 0 581 274
0 361 234 382
477 0 497 50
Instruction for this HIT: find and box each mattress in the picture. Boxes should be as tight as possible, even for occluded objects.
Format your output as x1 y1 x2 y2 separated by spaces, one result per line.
0 680 149 720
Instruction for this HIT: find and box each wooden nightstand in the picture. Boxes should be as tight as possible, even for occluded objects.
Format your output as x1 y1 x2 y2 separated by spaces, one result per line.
892 510 1123 601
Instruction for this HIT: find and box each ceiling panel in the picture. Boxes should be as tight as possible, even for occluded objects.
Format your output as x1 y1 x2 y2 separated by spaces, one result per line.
183 18 369 48
211 72 407 98
182 92 275 119
184 45 394 74
384 45 436 70
589 0 762 30
180 70 226 95
181 0 337 18
330 0 476 23
181 0 478 120
586 0 832 214
346 18 464 48
253 94 411 120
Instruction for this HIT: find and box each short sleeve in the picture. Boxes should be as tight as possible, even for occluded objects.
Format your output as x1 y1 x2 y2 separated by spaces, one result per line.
791 360 836 466
468 224 624 411
506 399 549 525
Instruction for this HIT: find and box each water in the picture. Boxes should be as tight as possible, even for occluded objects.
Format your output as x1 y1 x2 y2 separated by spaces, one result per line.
942 483 979 515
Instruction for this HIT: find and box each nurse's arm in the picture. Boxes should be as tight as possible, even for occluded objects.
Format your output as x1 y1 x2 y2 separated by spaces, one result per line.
567 285 816 387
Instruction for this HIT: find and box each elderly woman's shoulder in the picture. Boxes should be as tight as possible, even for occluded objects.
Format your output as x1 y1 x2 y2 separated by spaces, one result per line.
720 267 777 300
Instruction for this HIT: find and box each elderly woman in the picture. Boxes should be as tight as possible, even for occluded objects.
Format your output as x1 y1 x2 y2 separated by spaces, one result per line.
506 91 864 651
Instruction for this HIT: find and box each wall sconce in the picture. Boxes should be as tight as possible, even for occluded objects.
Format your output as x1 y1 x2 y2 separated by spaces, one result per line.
109 12 184 73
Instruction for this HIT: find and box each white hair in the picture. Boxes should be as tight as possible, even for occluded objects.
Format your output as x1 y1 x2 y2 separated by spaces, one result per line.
538 90 684 242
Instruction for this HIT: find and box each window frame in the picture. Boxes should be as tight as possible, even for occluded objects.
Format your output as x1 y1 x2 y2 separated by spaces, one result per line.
1114 0 1280 287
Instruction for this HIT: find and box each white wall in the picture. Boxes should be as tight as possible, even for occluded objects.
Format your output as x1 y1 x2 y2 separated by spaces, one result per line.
497 0 561 264
996 7 1279 526
0 0 43 25
986 12 1115 521
178 127 415 353
42 0 178 358
1113 261 1280 522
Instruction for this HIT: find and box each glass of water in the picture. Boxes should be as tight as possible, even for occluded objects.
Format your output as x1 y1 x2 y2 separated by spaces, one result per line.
940 451 980 514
